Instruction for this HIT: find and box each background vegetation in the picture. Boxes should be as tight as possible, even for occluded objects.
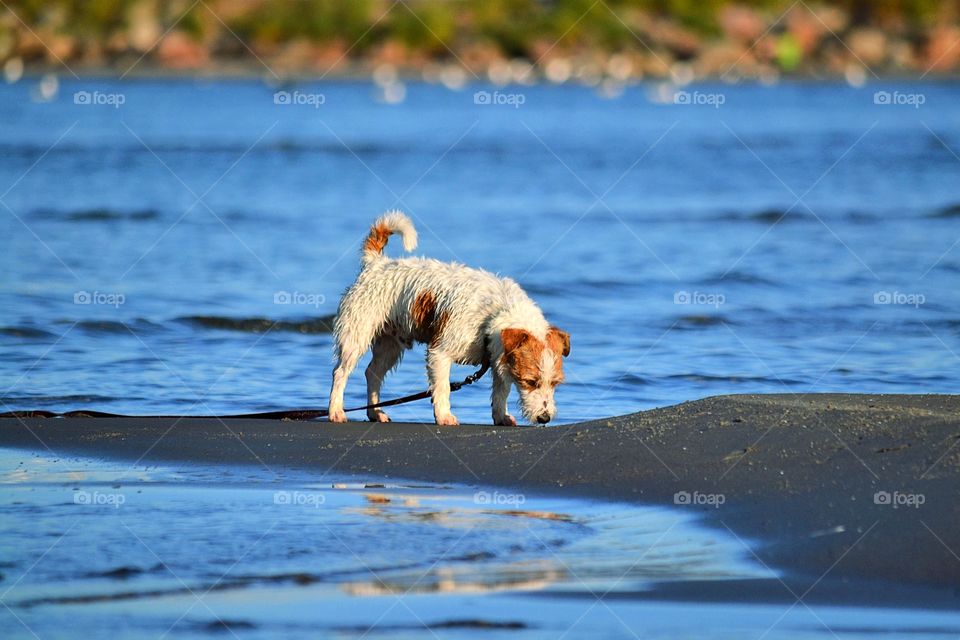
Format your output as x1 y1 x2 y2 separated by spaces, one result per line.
2 0 958 77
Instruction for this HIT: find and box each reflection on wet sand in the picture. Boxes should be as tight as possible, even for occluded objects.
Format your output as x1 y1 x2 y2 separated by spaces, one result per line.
353 491 577 528
0 451 780 640
338 490 583 595
343 563 566 596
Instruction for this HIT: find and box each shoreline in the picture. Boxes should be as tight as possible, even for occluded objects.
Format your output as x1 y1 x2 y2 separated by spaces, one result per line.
2 393 959 609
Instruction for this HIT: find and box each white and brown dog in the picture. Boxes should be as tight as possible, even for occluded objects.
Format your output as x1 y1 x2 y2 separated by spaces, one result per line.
328 211 570 426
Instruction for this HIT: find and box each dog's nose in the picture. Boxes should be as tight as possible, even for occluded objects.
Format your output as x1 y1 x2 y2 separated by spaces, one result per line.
536 413 551 424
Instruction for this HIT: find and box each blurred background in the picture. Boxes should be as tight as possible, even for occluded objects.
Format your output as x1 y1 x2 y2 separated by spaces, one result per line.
0 1 957 424
3 0 960 80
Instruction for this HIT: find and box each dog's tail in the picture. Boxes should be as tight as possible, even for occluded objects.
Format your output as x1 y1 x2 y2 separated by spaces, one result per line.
361 210 418 265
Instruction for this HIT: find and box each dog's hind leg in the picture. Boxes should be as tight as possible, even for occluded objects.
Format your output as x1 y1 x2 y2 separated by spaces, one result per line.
365 335 404 422
328 343 361 423
329 320 377 423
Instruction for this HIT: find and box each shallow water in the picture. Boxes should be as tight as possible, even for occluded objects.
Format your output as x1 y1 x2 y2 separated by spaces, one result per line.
2 448 959 639
1 79 959 423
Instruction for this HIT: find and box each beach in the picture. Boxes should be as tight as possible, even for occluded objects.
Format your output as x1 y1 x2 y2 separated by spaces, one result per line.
4 2 960 636
4 392 958 610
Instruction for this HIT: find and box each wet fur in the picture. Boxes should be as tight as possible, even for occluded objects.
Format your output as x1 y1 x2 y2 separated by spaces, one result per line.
328 210 570 426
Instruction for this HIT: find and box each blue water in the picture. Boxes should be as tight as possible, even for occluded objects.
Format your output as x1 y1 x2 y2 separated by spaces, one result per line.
1 79 958 424
3 448 960 639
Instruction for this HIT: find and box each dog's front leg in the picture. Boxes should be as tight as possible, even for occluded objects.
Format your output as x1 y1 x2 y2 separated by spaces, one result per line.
491 370 517 426
427 350 458 425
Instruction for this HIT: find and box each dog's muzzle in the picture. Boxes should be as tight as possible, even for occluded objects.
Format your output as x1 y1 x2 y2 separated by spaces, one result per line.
535 412 551 424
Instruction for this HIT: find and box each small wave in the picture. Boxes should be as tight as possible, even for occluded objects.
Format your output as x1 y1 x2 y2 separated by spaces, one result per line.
334 620 528 632
73 319 164 334
0 326 57 339
1 140 410 158
192 619 258 633
699 271 777 286
33 208 159 222
664 374 802 385
75 320 131 333
84 564 164 580
674 314 729 328
0 394 118 405
573 279 644 291
928 203 960 219
178 315 335 334
913 318 960 332
743 209 799 224
620 373 652 386
712 209 878 224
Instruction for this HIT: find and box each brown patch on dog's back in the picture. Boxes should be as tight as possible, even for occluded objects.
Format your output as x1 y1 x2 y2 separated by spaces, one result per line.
412 291 448 346
363 222 391 255
411 290 436 337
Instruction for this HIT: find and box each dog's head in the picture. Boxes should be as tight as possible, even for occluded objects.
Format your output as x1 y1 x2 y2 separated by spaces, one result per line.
499 326 570 424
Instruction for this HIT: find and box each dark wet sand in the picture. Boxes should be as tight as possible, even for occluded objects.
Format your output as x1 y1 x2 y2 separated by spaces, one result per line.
2 393 959 608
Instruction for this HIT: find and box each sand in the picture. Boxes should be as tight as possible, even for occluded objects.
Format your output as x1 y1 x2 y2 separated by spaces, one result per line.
2 393 958 608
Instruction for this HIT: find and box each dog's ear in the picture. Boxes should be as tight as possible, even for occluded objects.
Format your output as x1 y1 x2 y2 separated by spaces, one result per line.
547 326 570 357
500 328 531 356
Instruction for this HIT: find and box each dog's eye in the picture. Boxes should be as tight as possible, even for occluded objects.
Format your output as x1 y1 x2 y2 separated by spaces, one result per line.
521 378 538 388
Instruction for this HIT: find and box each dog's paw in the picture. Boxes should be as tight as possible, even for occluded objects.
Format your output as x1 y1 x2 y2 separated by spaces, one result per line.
494 414 517 427
328 409 348 423
368 410 391 423
435 413 459 426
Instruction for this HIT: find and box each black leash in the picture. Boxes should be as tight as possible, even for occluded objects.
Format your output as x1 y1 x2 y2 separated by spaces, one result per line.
0 360 491 422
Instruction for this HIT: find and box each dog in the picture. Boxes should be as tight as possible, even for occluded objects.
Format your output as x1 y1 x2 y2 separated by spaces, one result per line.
328 211 570 426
